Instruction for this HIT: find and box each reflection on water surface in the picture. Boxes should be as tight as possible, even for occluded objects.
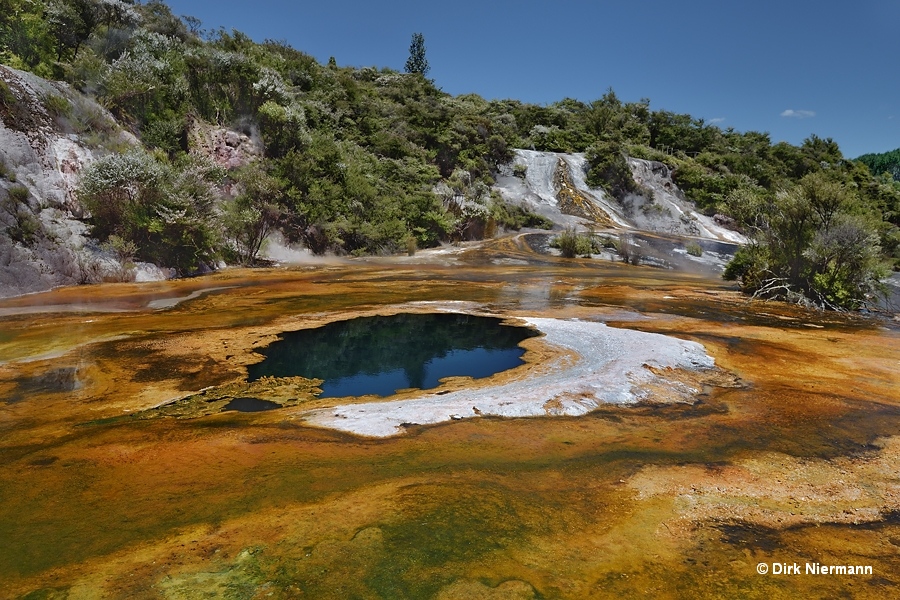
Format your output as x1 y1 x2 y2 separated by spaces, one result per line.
247 313 538 398
221 397 281 412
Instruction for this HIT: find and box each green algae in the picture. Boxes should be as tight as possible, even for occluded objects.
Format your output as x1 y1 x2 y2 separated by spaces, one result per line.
135 376 323 419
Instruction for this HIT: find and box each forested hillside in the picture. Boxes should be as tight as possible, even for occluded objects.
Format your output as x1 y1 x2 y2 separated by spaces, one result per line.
1 0 898 309
857 148 900 182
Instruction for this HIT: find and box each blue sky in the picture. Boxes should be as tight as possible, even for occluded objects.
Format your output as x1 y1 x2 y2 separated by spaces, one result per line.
164 0 899 158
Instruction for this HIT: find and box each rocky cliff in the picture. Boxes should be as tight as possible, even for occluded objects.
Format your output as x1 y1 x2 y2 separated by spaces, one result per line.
0 65 148 297
0 66 263 298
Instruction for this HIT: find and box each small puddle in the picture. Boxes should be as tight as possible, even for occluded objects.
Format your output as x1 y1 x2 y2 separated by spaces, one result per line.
221 397 281 412
247 313 538 398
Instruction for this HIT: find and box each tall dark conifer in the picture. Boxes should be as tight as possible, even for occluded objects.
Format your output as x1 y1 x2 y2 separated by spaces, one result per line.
404 32 429 76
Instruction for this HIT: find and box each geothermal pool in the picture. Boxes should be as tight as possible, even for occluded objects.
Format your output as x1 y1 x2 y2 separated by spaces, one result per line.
246 313 538 398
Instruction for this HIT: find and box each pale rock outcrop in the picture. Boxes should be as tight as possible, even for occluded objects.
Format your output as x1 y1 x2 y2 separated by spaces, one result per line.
493 149 745 244
626 157 746 243
187 118 263 171
0 66 149 297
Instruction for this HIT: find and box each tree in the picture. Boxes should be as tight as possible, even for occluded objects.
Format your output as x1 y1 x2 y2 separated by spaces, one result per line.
723 178 887 310
46 0 90 62
224 164 284 265
404 32 429 76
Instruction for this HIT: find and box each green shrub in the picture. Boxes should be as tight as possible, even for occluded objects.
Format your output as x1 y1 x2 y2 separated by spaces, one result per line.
8 213 39 243
141 114 186 156
552 228 598 258
723 183 888 309
685 241 703 257
626 144 670 162
8 185 29 202
223 164 283 265
101 234 138 265
43 93 72 119
671 157 747 211
489 200 553 231
585 140 637 199
78 150 222 273
0 80 14 107
2 186 38 244
597 235 619 250
723 244 768 290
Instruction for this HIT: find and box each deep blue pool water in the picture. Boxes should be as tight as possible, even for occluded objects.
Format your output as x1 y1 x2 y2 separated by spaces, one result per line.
246 313 538 398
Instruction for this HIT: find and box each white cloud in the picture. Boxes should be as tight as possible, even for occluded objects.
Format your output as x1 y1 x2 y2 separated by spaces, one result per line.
709 117 726 124
781 109 816 119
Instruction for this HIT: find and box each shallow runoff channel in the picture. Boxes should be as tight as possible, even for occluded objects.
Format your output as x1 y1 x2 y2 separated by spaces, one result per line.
302 316 715 437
